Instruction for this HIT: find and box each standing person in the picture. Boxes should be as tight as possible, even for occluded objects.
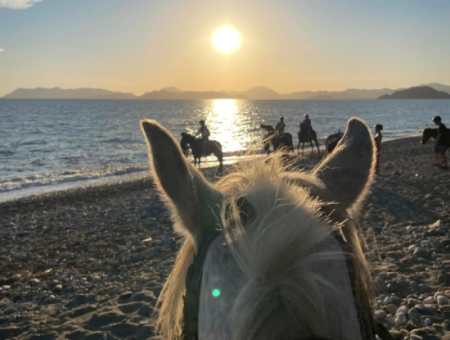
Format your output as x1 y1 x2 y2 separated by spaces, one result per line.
195 119 210 156
432 116 448 168
301 114 312 140
276 116 286 135
374 124 383 174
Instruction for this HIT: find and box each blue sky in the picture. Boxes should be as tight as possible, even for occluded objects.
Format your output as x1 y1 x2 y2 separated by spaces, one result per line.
1 0 450 96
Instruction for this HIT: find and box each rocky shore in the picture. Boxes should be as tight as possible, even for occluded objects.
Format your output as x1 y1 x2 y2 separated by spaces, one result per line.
0 136 449 340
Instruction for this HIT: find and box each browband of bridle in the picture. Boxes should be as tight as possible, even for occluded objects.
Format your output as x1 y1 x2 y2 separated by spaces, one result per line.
180 200 393 340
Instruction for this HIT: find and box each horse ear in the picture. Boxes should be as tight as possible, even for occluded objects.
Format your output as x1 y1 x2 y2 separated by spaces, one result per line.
141 120 222 248
312 118 375 211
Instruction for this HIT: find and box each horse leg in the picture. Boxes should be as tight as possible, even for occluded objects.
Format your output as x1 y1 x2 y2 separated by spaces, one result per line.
310 141 314 154
315 139 320 155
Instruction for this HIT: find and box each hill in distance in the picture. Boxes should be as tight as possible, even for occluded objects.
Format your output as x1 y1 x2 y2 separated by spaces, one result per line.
3 87 138 100
378 86 450 100
3 83 450 100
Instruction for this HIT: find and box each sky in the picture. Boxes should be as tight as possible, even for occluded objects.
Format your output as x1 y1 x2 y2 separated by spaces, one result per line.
1 0 450 97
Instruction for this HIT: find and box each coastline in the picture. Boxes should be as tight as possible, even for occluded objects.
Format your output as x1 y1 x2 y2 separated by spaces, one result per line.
1 136 450 339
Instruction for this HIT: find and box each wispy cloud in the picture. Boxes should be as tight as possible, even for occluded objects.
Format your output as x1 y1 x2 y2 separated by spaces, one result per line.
0 49 5 53
0 0 42 9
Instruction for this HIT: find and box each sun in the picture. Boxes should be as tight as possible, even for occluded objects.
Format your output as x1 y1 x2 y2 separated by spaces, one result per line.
212 27 242 54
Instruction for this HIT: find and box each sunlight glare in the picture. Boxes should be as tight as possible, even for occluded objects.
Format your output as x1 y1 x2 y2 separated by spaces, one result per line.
212 27 242 53
207 99 249 153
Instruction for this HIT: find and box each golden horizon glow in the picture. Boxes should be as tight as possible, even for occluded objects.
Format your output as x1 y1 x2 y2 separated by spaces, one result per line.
212 27 242 54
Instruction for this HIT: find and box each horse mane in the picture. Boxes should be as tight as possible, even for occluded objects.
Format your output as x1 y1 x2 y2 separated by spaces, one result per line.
155 154 373 340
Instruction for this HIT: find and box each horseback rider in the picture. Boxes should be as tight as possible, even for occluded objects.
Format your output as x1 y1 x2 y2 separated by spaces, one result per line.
195 119 210 156
432 116 448 168
301 114 312 140
275 116 286 135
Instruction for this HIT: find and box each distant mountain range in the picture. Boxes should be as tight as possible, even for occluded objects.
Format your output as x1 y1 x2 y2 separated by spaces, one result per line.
3 83 450 100
378 86 450 100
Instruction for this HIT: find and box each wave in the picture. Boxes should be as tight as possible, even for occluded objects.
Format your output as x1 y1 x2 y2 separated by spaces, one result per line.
0 165 150 199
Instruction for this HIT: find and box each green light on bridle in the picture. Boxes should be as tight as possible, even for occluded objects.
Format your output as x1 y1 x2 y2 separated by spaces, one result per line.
212 289 221 297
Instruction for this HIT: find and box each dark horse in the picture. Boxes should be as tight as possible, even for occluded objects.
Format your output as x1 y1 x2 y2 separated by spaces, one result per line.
325 130 344 155
297 123 320 155
421 127 450 146
260 124 294 154
180 132 223 167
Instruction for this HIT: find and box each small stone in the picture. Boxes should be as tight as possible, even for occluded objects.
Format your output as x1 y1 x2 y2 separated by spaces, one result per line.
53 284 63 293
12 274 21 280
424 318 433 326
8 314 17 322
408 308 423 328
386 304 398 315
389 330 403 340
410 335 423 340
30 278 40 286
395 313 407 326
423 296 434 304
384 296 393 305
375 310 386 319
385 316 395 326
431 252 437 259
1 285 11 290
437 295 448 305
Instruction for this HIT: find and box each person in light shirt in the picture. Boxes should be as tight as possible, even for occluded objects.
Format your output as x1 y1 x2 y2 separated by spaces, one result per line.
195 119 210 156
275 116 286 135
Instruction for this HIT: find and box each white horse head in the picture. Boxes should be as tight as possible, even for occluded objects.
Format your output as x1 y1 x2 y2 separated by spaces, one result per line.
141 118 376 340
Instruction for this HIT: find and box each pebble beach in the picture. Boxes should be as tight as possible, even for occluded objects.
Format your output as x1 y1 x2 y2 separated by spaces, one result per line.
1 136 450 340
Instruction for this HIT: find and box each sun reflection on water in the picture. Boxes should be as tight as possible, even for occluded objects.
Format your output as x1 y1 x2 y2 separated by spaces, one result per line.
206 99 251 154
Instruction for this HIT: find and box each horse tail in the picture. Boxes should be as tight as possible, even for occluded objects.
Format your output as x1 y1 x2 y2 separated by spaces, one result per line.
222 171 348 340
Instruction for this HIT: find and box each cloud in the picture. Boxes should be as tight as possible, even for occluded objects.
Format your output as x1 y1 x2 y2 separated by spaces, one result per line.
0 49 4 52
0 0 42 9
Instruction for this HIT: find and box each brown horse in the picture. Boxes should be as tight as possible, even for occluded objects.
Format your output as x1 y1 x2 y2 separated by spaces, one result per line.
325 130 344 155
180 132 223 167
260 124 294 154
297 123 320 155
421 127 450 146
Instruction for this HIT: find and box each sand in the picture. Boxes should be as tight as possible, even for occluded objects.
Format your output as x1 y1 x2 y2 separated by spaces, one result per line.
0 137 449 340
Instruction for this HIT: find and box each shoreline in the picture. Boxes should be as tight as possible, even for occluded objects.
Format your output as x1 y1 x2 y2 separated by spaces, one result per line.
0 134 421 204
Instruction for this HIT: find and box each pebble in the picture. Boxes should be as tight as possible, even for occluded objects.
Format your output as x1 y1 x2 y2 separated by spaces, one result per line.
375 310 386 319
424 318 433 326
384 296 393 305
30 278 41 286
395 312 407 326
385 316 396 326
408 308 423 327
423 296 434 304
53 284 63 293
437 295 448 305
386 304 398 315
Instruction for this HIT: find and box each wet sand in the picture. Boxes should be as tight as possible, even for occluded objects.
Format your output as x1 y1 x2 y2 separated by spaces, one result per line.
1 137 449 340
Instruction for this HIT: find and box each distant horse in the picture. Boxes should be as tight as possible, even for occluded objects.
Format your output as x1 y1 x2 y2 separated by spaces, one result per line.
326 130 344 155
421 127 450 146
297 123 320 155
260 124 294 154
180 132 223 167
141 118 388 340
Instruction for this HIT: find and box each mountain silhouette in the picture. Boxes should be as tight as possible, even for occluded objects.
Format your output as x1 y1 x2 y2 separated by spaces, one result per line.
2 83 450 100
243 86 281 100
378 86 450 99
139 90 247 100
3 87 137 99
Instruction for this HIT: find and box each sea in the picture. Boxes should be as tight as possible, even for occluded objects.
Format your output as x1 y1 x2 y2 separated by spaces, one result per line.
1 99 449 202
